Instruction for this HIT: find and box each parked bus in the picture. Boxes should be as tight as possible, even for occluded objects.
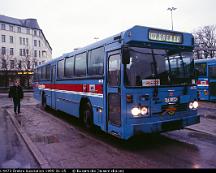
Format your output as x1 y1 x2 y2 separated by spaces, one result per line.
33 25 199 140
195 58 216 101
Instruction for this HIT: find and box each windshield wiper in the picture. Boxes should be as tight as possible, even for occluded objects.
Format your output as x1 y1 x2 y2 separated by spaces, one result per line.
179 53 186 77
166 55 172 85
151 50 158 97
179 53 188 95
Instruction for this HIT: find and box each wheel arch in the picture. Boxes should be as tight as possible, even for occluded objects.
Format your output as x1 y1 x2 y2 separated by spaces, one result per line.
79 97 93 119
41 90 46 102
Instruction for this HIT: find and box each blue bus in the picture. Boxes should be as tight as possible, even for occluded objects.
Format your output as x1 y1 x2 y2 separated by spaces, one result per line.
195 58 216 101
33 25 199 140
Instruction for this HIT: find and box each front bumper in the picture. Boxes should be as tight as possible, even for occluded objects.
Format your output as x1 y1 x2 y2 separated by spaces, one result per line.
133 115 200 134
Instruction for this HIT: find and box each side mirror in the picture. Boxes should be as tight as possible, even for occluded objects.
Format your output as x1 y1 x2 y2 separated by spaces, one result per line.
122 47 130 64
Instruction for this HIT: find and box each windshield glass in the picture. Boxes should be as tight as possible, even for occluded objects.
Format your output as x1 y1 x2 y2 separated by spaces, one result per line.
209 65 216 79
124 47 194 87
194 63 207 77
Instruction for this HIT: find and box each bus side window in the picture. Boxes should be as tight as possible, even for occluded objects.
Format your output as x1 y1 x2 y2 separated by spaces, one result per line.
46 65 51 80
108 54 120 86
88 47 104 76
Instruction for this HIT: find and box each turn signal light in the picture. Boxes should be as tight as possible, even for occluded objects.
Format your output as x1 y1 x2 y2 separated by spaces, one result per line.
126 95 133 103
204 90 208 96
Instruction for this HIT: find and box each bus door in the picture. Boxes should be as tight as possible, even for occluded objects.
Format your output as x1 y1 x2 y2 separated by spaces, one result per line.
107 51 122 137
208 64 216 100
51 65 56 109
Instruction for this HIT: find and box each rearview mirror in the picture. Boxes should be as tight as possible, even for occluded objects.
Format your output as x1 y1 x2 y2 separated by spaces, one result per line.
122 47 130 64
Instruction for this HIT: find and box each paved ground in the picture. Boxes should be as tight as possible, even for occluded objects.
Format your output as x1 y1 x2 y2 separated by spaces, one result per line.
0 108 39 168
1 93 216 168
188 102 216 136
7 106 156 168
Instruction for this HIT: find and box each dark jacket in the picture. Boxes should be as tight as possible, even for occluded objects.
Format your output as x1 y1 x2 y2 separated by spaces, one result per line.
9 85 24 99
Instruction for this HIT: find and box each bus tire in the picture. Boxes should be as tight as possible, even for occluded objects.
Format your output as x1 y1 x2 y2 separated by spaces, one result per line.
82 103 93 129
41 93 47 110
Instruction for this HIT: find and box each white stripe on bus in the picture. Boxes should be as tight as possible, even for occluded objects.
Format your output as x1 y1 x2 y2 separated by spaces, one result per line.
39 88 103 98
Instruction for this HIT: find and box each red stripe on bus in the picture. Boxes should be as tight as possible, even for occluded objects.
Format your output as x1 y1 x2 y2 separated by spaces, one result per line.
38 84 103 94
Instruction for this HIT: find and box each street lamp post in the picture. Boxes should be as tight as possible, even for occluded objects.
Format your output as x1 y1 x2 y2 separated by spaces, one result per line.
167 7 177 30
94 37 99 41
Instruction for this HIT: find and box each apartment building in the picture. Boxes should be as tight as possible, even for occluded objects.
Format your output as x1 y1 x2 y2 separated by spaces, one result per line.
0 15 52 89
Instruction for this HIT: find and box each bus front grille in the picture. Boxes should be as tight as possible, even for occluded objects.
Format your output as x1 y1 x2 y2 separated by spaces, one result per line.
161 103 188 112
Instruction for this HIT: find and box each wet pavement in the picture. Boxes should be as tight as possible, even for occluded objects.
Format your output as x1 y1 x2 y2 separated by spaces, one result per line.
198 102 216 121
0 108 39 168
7 106 152 168
1 93 216 168
186 102 216 136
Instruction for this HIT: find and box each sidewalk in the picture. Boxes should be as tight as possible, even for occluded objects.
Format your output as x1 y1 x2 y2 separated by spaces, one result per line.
186 117 216 137
0 107 39 168
0 88 33 93
199 101 216 109
198 101 216 121
0 92 33 97
1 93 39 108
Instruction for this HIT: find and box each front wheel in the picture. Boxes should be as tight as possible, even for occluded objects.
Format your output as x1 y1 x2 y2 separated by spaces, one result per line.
82 103 93 129
41 94 47 110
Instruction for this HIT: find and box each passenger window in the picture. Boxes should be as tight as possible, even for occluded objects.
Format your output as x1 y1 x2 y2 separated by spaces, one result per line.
57 59 64 79
65 56 74 77
75 53 87 77
88 47 104 76
37 68 41 81
46 65 50 80
41 66 46 79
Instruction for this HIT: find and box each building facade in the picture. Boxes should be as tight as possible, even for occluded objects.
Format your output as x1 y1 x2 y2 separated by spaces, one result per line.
0 15 52 89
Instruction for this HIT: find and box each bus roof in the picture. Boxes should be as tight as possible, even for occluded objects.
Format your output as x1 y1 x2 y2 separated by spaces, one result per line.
37 25 194 68
195 58 216 64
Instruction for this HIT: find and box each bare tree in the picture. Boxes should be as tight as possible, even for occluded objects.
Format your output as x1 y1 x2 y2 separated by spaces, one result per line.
193 25 216 59
21 47 36 88
32 57 38 69
0 53 18 87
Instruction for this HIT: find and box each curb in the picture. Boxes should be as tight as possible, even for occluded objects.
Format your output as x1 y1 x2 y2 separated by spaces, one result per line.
199 106 216 110
199 114 216 121
185 127 216 137
6 109 51 168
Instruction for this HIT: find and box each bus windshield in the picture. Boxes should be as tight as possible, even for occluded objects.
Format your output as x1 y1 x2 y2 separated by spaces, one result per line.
209 65 216 79
194 63 207 77
124 47 194 87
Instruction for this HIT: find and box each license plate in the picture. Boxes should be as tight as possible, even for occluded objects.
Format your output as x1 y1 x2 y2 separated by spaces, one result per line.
165 97 178 103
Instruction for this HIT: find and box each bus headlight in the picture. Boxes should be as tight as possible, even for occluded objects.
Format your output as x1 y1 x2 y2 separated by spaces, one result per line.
131 107 140 116
189 101 199 110
193 101 199 109
189 102 193 109
131 106 148 117
140 106 148 115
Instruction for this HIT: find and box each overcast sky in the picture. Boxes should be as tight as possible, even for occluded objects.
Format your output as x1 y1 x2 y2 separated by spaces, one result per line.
1 0 216 58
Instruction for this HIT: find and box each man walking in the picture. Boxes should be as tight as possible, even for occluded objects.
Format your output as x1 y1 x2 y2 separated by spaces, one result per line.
9 80 24 114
